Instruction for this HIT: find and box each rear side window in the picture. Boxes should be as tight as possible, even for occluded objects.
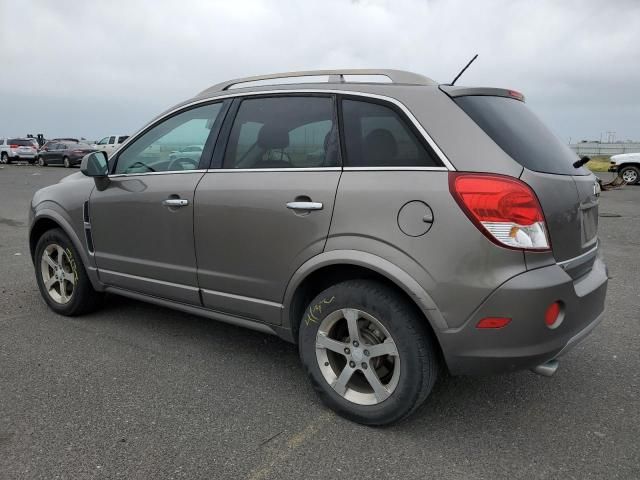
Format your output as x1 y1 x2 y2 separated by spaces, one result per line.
223 96 338 169
454 95 586 176
341 99 439 167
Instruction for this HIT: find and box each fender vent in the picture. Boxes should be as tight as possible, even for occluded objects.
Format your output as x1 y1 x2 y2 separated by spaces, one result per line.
83 201 94 252
85 228 95 253
83 201 90 222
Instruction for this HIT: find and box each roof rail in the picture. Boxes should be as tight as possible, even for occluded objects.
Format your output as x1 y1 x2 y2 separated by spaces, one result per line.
198 69 436 96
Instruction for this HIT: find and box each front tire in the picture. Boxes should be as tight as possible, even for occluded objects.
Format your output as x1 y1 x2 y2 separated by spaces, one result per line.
620 165 640 185
34 228 103 316
38 156 47 167
298 279 439 425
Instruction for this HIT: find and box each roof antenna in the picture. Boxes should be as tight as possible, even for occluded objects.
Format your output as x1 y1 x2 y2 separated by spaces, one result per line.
450 54 478 86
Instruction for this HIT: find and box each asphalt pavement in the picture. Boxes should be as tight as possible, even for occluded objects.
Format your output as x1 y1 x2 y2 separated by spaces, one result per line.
0 164 638 479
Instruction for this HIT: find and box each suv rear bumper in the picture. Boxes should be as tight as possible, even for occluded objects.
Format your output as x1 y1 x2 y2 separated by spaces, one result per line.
439 254 608 375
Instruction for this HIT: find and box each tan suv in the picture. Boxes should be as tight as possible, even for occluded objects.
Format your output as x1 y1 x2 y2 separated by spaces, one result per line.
29 70 608 425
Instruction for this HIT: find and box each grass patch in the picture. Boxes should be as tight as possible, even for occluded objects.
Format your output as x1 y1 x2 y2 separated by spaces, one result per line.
585 156 612 173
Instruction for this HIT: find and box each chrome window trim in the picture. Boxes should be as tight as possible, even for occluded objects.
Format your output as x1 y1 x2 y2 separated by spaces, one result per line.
205 167 341 173
109 89 456 171
343 166 448 171
108 169 206 179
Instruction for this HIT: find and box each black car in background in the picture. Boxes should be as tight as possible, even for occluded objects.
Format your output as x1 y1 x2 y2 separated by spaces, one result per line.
37 141 95 168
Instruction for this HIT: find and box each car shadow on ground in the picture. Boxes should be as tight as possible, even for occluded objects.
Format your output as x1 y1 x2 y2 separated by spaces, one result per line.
90 292 596 434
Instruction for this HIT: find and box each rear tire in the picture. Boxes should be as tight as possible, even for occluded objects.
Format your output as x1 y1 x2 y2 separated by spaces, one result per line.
63 156 71 168
3 153 11 164
34 228 103 316
298 279 439 425
619 165 639 185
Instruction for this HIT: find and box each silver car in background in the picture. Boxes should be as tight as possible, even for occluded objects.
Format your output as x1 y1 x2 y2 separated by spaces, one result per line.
1 138 38 164
28 69 608 425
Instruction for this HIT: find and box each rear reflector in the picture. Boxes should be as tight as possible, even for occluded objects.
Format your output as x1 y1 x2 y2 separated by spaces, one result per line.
544 301 562 328
449 172 550 251
476 317 511 329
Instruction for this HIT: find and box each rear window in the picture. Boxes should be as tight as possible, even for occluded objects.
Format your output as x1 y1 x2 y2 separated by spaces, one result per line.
8 139 33 146
454 96 587 176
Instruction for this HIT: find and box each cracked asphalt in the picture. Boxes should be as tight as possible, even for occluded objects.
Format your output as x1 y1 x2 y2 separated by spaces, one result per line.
0 164 638 479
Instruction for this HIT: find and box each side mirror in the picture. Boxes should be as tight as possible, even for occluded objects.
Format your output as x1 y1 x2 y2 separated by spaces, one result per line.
81 151 110 190
81 151 108 176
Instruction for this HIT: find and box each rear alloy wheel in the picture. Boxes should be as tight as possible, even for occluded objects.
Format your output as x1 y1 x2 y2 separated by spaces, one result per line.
620 166 639 185
34 228 103 316
63 156 71 168
38 156 47 167
299 279 439 425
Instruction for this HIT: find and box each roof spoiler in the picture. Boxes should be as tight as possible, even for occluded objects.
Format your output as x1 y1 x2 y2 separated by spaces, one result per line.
439 85 526 102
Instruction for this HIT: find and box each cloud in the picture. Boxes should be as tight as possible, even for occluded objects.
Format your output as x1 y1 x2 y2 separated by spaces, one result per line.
0 0 638 141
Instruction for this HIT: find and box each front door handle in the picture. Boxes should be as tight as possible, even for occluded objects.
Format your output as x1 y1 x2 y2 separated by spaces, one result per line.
286 201 323 211
162 198 189 207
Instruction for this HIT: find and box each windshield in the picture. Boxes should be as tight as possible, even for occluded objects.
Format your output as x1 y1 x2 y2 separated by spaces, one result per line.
454 95 588 176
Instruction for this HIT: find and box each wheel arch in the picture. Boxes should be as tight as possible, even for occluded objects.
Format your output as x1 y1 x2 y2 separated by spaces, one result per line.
29 210 102 290
282 250 448 346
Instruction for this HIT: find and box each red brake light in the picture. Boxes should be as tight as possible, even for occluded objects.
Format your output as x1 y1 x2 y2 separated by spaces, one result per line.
449 172 550 251
9 144 18 148
507 90 525 101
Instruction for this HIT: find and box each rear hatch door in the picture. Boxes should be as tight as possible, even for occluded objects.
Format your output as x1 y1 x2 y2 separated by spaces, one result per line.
445 89 599 274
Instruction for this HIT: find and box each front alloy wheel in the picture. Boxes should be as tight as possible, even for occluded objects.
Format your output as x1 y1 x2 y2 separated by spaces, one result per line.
40 243 76 304
34 228 103 316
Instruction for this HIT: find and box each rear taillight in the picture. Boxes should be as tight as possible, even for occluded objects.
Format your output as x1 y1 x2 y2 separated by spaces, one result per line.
9 144 18 148
72 150 83 154
449 172 550 251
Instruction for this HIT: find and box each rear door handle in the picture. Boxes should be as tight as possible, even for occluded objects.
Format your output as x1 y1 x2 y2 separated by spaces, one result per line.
286 201 323 211
162 198 189 207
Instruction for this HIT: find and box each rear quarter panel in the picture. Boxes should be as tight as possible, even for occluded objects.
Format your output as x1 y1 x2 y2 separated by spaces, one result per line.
327 171 527 329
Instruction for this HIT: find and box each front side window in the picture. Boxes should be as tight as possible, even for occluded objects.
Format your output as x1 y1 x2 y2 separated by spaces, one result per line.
114 103 223 174
97 137 109 145
223 96 338 169
341 99 439 167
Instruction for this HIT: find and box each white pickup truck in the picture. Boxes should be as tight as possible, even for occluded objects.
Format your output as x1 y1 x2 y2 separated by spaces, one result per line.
609 153 640 184
92 135 129 156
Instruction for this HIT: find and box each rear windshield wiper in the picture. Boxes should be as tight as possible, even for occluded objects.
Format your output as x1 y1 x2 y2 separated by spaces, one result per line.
573 156 590 169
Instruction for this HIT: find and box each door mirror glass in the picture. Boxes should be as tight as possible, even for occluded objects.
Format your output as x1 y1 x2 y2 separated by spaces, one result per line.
81 151 109 177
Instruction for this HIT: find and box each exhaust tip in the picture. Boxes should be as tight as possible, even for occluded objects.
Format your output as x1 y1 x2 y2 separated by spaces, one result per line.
532 359 559 377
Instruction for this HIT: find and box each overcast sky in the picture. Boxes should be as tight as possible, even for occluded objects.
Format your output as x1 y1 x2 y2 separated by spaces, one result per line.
0 0 638 143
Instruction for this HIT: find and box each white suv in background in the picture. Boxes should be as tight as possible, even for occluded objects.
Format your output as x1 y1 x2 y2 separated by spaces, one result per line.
609 153 640 184
92 135 129 156
0 138 38 164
